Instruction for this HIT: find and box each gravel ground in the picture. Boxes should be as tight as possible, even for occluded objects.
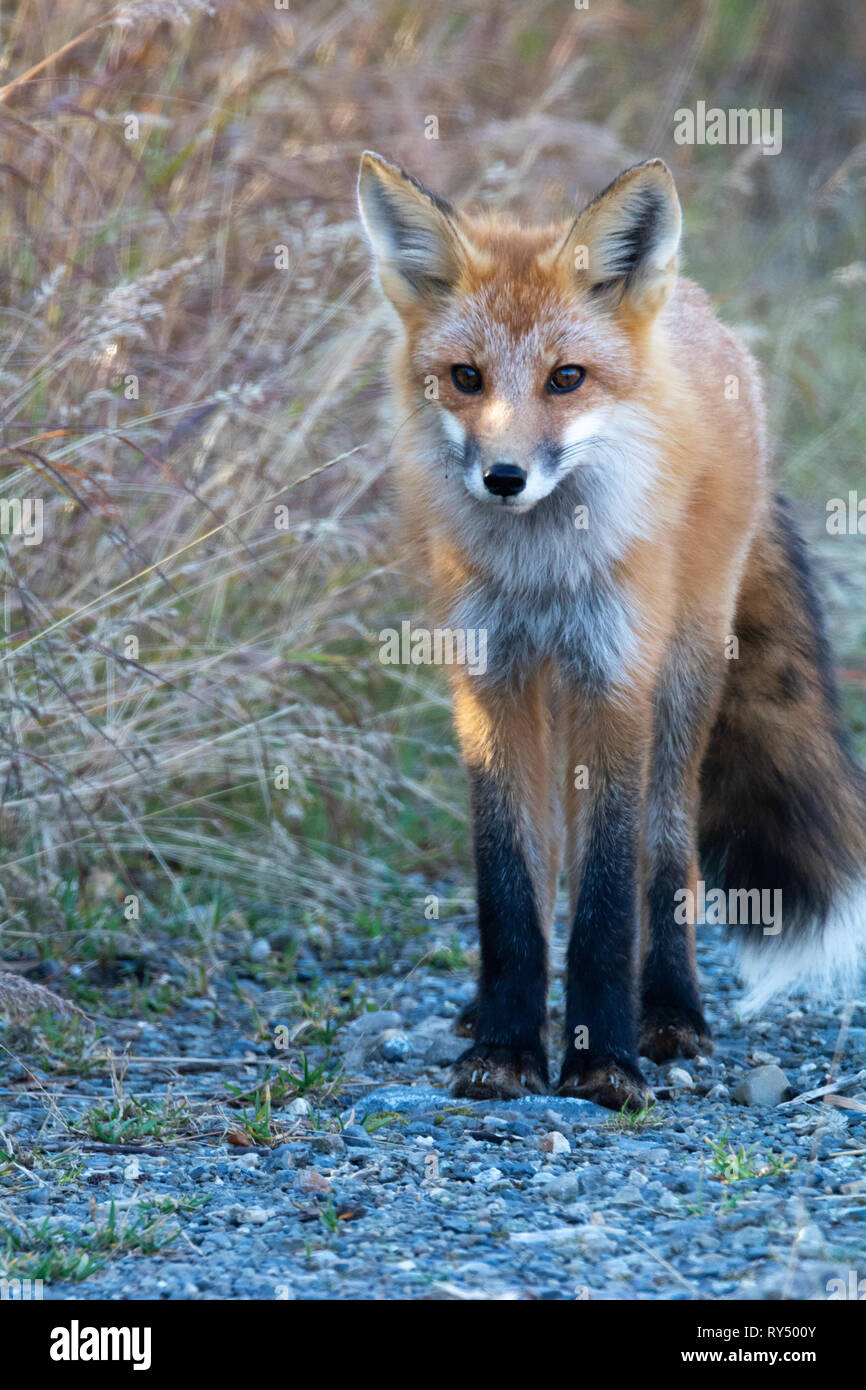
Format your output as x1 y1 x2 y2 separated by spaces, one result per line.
1 905 865 1302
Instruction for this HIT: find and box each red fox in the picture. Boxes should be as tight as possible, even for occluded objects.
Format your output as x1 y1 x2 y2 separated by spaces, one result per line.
357 152 866 1111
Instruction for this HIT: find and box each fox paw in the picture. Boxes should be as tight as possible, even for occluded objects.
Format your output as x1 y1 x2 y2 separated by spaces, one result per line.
639 1007 712 1062
558 1056 652 1113
451 1045 548 1100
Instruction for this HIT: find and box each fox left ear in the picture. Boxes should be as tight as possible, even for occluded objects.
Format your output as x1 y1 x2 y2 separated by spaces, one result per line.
357 151 465 314
556 160 682 316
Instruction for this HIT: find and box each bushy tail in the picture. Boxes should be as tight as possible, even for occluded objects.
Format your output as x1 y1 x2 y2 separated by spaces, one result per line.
699 494 866 1013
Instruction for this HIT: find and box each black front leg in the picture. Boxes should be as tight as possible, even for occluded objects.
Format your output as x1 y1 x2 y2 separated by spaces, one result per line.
559 767 651 1111
451 766 550 1099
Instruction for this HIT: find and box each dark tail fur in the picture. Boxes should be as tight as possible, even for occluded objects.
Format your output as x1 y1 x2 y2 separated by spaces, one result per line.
699 494 866 1011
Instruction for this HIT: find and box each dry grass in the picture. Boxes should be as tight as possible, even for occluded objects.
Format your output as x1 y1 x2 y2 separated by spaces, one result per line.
0 0 864 952
0 968 87 1020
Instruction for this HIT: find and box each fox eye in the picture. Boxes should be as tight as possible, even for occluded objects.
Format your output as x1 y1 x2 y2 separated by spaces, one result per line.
451 364 483 393
547 364 586 393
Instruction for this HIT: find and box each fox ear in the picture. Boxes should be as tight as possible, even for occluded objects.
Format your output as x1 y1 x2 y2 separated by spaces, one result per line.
561 160 682 315
358 152 463 312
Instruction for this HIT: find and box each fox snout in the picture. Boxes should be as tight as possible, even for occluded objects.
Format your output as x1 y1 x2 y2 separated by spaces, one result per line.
482 462 527 498
459 434 560 510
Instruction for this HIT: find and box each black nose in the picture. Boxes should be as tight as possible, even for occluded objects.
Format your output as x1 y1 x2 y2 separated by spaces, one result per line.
483 463 527 497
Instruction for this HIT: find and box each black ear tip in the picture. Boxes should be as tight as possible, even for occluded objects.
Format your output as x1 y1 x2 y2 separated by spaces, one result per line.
629 160 682 226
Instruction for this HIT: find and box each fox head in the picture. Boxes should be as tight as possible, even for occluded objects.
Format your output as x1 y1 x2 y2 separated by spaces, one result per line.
358 152 682 514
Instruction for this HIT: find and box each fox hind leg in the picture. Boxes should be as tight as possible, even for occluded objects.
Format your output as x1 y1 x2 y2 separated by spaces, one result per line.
640 854 712 1061
639 633 719 1061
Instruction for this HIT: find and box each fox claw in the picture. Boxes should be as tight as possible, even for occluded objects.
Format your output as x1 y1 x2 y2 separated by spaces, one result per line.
451 1045 548 1100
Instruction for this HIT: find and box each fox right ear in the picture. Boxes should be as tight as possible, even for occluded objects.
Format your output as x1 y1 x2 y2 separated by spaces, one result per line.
357 152 464 312
556 160 682 317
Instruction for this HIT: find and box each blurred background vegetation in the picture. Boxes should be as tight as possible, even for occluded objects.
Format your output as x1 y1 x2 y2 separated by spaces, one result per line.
0 0 864 998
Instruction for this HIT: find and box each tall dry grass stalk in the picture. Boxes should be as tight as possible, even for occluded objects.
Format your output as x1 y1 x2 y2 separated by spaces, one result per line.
0 0 863 943
0 0 461 928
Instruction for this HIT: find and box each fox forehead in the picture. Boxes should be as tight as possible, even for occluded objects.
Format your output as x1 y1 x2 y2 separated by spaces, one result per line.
409 217 635 386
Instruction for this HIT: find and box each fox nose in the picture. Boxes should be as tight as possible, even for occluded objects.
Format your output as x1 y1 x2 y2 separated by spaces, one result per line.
483 462 527 497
